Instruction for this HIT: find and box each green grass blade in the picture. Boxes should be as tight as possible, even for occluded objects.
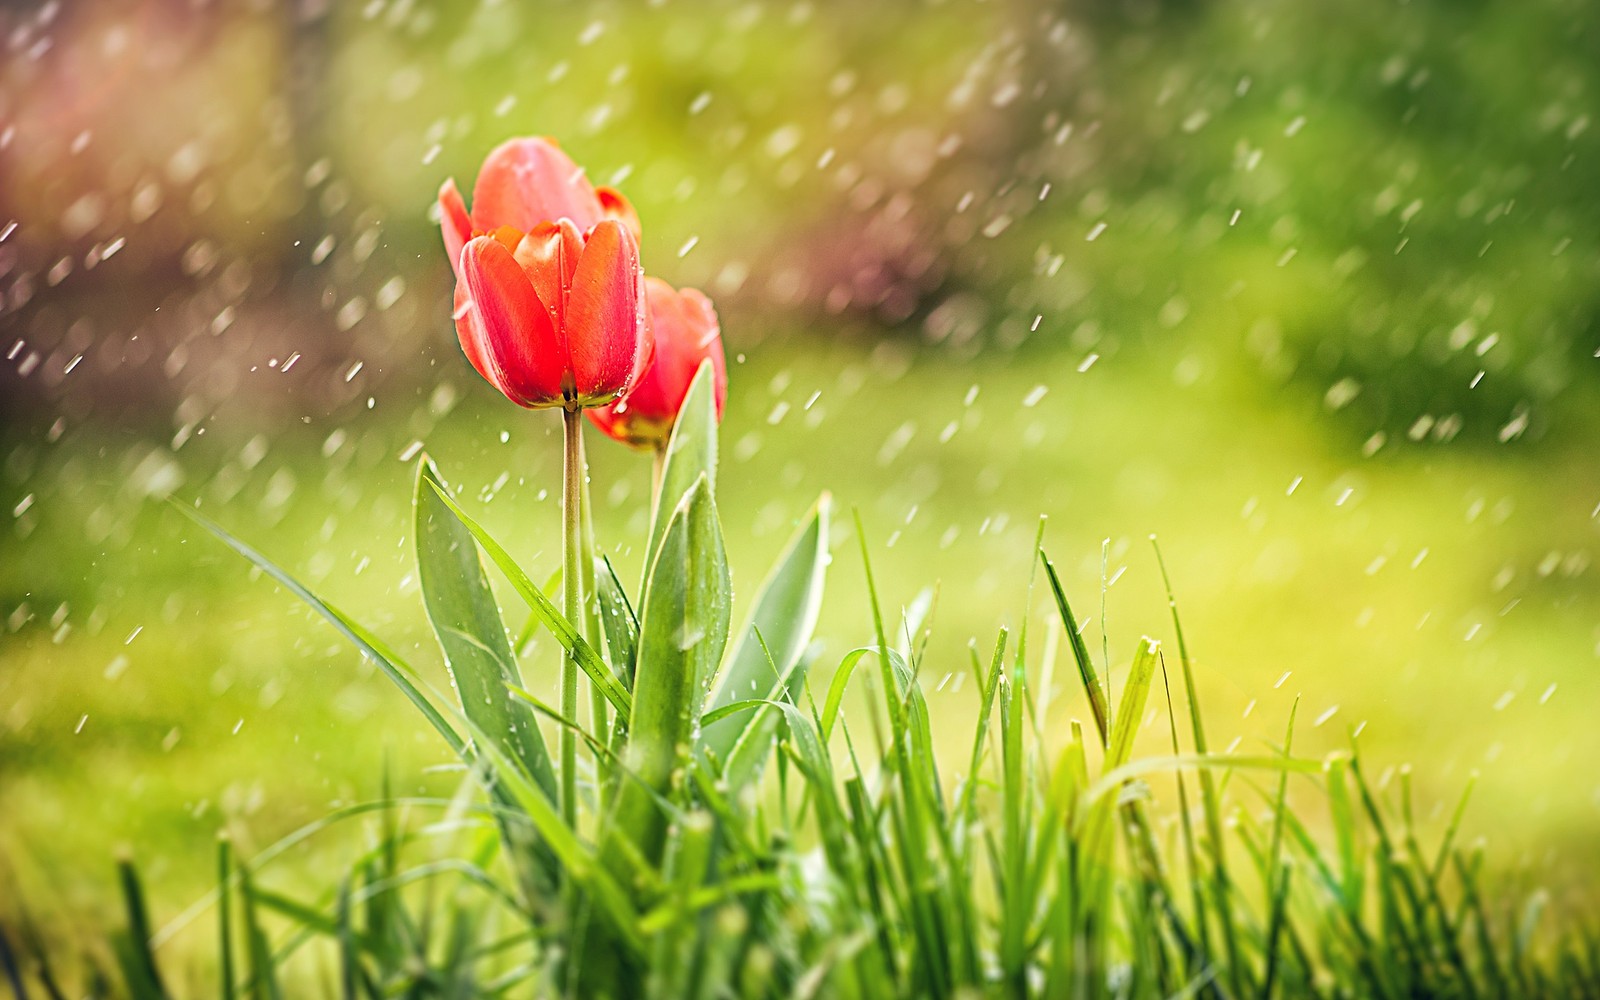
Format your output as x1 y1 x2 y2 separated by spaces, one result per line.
1153 537 1247 999
1040 548 1110 749
218 836 237 1000
851 510 902 740
171 500 467 756
238 864 282 1000
956 629 1008 834
1261 699 1300 999
114 857 168 1000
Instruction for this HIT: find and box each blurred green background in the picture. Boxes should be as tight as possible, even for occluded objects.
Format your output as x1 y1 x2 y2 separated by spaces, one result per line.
2 0 1597 950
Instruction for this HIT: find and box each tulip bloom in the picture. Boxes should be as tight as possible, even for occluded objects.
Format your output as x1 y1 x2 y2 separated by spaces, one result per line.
439 138 650 410
438 136 641 274
588 277 726 449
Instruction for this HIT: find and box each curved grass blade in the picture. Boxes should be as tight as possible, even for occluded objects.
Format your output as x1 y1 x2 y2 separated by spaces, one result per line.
1040 548 1109 750
170 500 466 756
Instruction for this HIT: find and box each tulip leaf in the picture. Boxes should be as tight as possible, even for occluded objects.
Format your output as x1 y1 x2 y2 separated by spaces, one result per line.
645 361 719 577
607 474 731 869
699 492 831 789
415 457 558 804
423 478 634 718
595 555 639 690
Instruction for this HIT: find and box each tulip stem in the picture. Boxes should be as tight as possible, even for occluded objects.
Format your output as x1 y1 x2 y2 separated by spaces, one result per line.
577 429 609 749
560 407 584 832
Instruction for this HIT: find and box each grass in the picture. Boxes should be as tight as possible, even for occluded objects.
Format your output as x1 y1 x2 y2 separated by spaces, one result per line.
3 361 1597 998
4 331 1597 895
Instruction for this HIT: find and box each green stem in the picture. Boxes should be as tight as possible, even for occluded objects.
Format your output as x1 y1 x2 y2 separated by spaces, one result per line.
561 407 584 830
578 428 608 745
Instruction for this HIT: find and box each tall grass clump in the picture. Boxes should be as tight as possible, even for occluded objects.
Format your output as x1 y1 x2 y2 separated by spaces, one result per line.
5 365 1596 999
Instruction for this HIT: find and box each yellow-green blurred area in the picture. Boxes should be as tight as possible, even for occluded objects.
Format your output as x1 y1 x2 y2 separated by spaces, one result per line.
2 0 1598 940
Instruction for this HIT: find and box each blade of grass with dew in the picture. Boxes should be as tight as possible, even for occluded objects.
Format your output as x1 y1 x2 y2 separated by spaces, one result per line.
513 566 563 657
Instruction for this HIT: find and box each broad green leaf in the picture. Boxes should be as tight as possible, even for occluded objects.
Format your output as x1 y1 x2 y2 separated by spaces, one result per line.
645 361 718 575
423 479 632 718
415 458 556 804
607 475 731 868
700 492 831 785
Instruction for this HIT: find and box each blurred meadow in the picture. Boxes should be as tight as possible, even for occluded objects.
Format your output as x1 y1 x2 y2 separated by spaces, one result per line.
2 0 1598 952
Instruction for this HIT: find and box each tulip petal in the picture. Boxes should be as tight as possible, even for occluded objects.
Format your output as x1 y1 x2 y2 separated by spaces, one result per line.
595 187 643 243
438 178 472 275
453 279 496 386
471 137 602 234
513 219 585 341
459 236 564 408
676 287 728 419
565 221 646 404
619 279 722 428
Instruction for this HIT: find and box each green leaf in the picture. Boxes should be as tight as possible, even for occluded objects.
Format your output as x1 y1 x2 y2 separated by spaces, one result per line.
1040 548 1110 750
595 555 640 690
415 458 557 804
608 475 731 868
1077 637 1159 883
700 492 831 786
646 361 719 575
422 479 632 718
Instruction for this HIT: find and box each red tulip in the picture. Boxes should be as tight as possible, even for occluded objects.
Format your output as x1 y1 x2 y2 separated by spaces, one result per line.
441 139 651 410
588 277 726 448
438 137 640 276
